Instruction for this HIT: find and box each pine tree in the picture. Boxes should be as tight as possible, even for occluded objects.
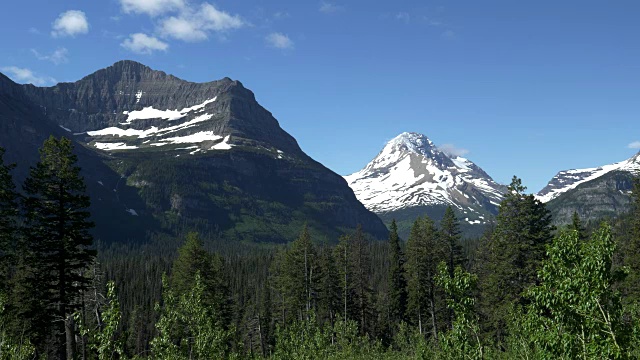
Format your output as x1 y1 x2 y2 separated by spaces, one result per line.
349 225 373 336
271 225 321 323
440 207 465 276
439 206 465 329
334 234 351 324
333 226 373 336
21 136 96 359
170 232 231 326
0 147 18 293
406 216 445 339
621 177 640 303
318 244 341 327
570 211 587 241
387 219 407 331
478 176 553 342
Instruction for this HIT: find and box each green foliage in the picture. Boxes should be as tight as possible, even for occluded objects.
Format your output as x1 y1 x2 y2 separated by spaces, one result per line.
77 281 125 360
0 293 34 360
271 314 381 360
435 263 483 360
516 224 631 358
151 273 232 359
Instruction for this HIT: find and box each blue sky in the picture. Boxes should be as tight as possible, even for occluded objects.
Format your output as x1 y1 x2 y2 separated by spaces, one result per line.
1 0 639 192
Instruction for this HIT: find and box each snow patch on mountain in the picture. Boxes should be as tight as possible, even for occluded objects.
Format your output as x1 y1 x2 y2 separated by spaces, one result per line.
94 142 138 151
88 113 214 138
536 152 640 203
120 96 217 124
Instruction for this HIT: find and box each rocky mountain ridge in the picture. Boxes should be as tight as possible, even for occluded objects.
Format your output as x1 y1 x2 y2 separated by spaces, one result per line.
0 60 389 242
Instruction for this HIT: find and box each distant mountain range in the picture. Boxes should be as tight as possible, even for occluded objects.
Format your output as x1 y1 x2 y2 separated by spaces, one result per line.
345 132 640 236
345 132 506 237
1 61 637 242
536 152 640 225
0 60 388 243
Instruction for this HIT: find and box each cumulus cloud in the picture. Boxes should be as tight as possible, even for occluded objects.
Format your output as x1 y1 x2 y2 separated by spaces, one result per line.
439 144 469 157
31 47 69 65
158 3 245 42
51 10 89 38
0 66 56 86
319 2 344 13
628 141 640 149
120 0 185 16
265 32 293 49
121 33 169 54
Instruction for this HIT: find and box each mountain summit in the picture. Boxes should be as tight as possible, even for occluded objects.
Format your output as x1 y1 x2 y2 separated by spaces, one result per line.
344 132 506 234
1 61 388 242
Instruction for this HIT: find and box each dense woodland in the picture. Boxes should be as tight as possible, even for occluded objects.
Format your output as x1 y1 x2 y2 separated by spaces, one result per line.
2 136 640 359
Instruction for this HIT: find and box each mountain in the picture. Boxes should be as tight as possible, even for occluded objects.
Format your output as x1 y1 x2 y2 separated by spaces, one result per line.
0 60 388 243
536 152 640 224
0 71 156 243
344 132 506 237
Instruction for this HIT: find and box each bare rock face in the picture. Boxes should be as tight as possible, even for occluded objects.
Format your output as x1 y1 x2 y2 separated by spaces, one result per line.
1 61 389 243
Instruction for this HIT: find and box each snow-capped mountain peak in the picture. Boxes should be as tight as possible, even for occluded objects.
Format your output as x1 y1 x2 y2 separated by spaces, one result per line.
536 151 640 203
345 132 506 225
384 132 435 156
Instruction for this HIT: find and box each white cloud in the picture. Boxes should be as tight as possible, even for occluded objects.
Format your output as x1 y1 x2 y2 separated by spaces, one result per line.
319 2 343 13
396 12 411 23
121 33 169 54
51 10 89 38
0 66 56 86
274 11 290 19
31 47 69 65
158 3 245 42
266 32 293 49
439 144 469 157
628 141 640 149
120 0 185 16
159 17 207 41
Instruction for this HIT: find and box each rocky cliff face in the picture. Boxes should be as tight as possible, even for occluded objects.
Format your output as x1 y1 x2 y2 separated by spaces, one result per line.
1 61 388 242
537 153 640 225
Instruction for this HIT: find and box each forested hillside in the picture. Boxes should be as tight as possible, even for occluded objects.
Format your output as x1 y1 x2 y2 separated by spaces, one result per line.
2 138 640 359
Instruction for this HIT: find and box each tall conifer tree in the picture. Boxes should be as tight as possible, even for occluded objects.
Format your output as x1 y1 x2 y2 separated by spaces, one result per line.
0 147 18 293
406 216 445 338
478 176 553 342
22 136 96 359
387 219 407 330
621 177 640 303
170 232 231 326
440 206 465 278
